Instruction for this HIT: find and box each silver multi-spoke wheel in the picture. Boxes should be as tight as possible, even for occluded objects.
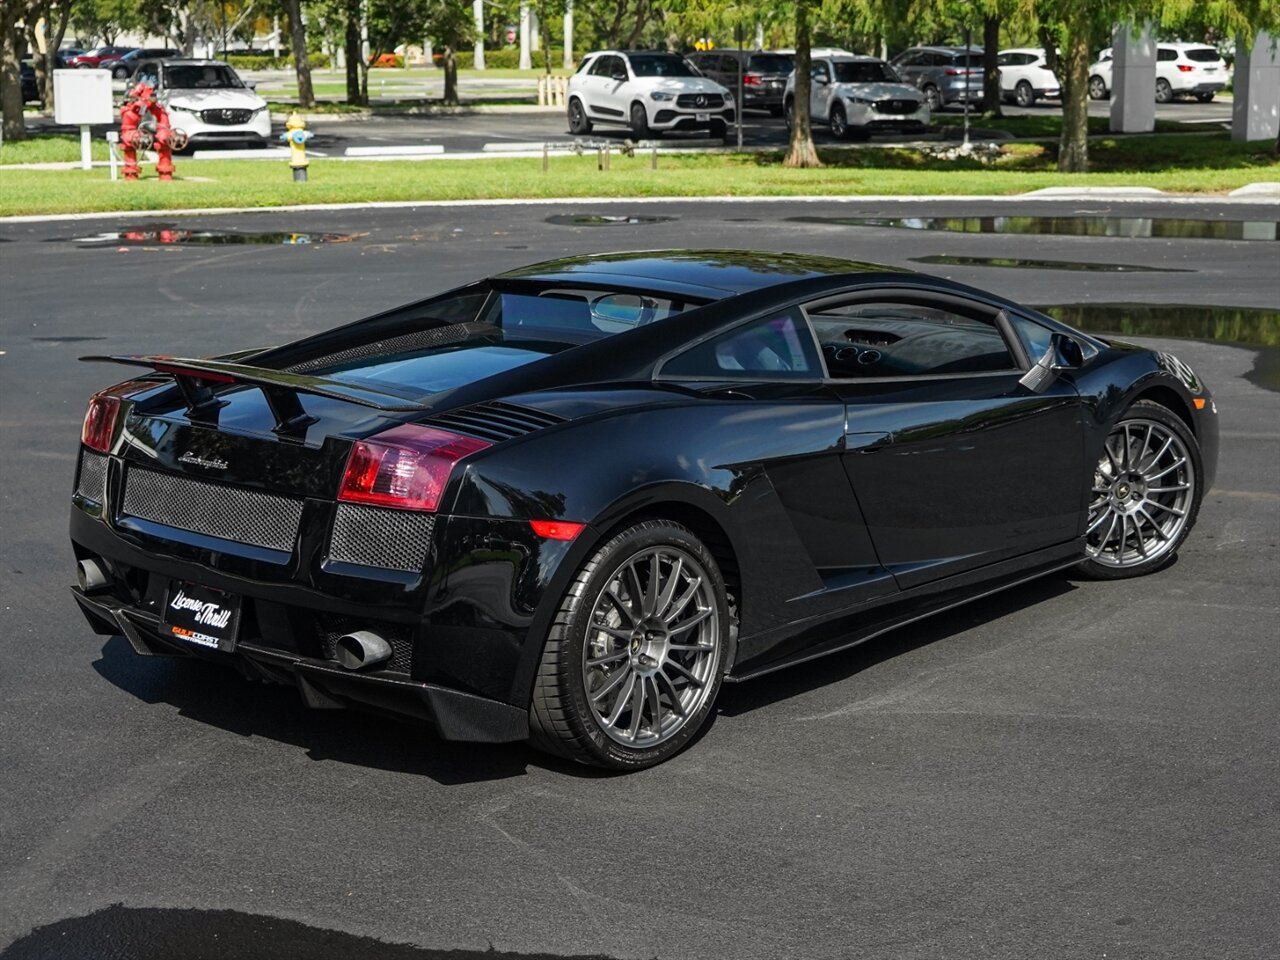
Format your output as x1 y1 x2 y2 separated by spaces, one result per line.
1086 417 1194 569
582 546 720 748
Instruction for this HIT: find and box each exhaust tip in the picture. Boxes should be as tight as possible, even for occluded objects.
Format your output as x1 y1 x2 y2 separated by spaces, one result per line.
334 631 392 671
77 558 110 593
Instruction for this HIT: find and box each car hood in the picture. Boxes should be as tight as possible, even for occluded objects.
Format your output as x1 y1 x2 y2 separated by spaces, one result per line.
638 76 729 96
165 89 266 110
835 81 923 101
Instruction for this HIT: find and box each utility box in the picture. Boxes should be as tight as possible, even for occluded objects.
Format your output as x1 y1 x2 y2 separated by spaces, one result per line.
53 69 114 125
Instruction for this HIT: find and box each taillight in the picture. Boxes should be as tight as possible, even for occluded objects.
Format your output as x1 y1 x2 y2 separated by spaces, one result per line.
743 73 762 86
82 394 122 453
338 424 490 512
1177 64 1194 72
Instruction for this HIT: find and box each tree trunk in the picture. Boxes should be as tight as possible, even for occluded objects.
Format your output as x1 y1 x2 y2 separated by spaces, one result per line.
443 46 458 105
26 20 47 113
42 0 71 115
344 0 363 105
784 0 820 168
981 14 1001 117
286 0 314 108
1 16 25 142
1057 12 1091 173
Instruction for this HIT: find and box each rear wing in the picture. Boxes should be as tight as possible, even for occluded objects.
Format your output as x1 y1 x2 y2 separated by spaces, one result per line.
81 354 430 435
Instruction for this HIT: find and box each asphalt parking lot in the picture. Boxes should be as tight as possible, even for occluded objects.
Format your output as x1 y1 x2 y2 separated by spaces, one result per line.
1 198 1277 959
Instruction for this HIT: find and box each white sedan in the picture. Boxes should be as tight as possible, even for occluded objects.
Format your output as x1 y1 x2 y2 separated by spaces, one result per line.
996 48 1060 106
567 51 735 140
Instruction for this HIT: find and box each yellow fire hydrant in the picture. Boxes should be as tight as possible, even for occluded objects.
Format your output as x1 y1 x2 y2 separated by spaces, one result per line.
281 111 313 182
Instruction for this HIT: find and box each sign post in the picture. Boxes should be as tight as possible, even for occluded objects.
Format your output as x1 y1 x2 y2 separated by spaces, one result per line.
53 70 114 170
734 23 744 150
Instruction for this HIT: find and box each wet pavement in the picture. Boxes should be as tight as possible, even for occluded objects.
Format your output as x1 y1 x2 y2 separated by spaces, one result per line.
1 197 1278 960
910 254 1189 272
790 214 1280 241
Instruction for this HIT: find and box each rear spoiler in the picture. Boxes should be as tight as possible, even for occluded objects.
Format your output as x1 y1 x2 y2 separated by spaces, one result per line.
82 354 430 435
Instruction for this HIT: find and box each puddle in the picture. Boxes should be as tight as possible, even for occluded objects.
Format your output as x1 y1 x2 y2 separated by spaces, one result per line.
911 254 1189 273
65 228 362 246
1037 302 1280 391
2 904 616 960
544 214 677 226
790 215 1279 241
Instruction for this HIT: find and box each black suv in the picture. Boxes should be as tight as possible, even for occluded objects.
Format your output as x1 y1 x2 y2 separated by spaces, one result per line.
687 49 794 116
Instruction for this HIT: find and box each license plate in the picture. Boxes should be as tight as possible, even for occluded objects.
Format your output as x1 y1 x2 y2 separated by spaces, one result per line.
162 580 241 652
1204 67 1217 72
696 112 710 121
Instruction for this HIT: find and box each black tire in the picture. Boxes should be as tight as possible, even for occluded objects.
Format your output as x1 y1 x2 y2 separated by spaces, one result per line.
528 520 730 771
783 96 795 131
629 101 650 139
829 103 852 140
768 104 784 118
1015 81 1036 108
1089 75 1108 100
1195 92 1215 103
567 96 592 135
1155 78 1173 103
923 84 942 112
1075 400 1204 581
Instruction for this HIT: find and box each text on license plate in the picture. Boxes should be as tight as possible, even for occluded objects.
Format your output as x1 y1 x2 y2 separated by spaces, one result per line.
162 580 241 651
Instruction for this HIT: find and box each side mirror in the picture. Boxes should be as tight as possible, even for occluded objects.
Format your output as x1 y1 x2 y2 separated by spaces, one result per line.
611 71 627 82
1019 333 1085 393
245 79 257 90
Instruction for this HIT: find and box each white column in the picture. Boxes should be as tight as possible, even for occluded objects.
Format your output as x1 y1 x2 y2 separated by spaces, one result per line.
360 0 370 64
563 1 574 69
530 9 540 53
1232 32 1280 142
272 15 280 58
755 22 764 49
1109 21 1156 134
519 3 532 71
473 0 485 70
423 36 434 68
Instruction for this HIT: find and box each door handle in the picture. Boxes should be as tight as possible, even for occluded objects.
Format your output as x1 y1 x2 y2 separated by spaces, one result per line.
846 431 892 453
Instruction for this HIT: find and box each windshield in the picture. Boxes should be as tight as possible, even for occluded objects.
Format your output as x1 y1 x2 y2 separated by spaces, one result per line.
832 61 899 83
1184 47 1221 62
628 54 697 78
165 64 244 89
748 54 794 74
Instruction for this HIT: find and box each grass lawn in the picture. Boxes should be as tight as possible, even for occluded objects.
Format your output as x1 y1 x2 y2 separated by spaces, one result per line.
1 134 1275 217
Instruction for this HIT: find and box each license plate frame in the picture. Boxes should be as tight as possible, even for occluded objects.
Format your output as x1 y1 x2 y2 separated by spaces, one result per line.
696 111 710 122
161 580 241 652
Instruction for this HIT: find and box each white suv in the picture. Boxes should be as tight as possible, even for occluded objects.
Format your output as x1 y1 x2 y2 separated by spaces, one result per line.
783 55 928 140
568 51 735 140
996 48 1060 106
130 58 270 147
1089 42 1227 103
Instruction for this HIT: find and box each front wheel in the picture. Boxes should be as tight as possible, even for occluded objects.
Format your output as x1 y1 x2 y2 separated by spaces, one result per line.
567 96 592 134
1155 78 1173 103
1077 400 1203 580
528 520 730 770
629 101 650 139
829 103 852 140
923 84 942 112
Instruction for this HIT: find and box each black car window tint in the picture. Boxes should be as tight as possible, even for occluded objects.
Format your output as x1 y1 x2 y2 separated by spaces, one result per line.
832 61 891 83
661 308 819 379
1157 48 1178 61
166 64 243 88
588 56 612 77
811 62 830 80
136 64 159 86
748 54 793 74
809 301 1016 378
629 54 696 78
1185 48 1221 62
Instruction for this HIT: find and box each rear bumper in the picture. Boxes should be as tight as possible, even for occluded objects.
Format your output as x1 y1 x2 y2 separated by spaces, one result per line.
72 586 529 742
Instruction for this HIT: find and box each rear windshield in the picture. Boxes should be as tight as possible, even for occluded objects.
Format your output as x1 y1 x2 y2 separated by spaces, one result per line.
748 54 794 74
832 61 898 83
1184 47 1222 62
165 64 243 89
948 53 981 68
628 54 697 78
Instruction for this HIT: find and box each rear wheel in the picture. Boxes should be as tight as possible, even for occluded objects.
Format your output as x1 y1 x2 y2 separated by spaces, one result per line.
1015 80 1036 107
1076 400 1203 580
783 96 795 131
1089 75 1108 100
1195 92 1215 103
567 96 592 134
629 101 650 139
923 84 942 112
528 520 729 770
1155 78 1173 103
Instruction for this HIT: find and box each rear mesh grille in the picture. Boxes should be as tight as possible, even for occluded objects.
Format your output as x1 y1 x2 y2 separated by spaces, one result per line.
76 450 109 503
328 503 435 572
121 467 303 552
285 322 500 374
316 614 415 674
425 401 564 443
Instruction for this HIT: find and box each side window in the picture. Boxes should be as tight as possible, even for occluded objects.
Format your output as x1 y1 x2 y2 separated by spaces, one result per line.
807 299 1018 378
136 63 159 87
997 53 1012 67
1157 47 1177 61
894 51 918 67
610 56 629 78
811 61 830 82
588 56 612 77
661 309 820 379
1008 314 1054 361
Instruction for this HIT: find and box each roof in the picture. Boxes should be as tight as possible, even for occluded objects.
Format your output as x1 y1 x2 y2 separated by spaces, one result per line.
497 250 903 300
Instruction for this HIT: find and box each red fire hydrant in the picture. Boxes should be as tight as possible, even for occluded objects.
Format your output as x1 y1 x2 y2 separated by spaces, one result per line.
119 82 188 181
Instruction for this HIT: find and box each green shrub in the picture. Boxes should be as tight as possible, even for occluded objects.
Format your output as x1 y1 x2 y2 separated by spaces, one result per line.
225 53 331 71
436 47 572 70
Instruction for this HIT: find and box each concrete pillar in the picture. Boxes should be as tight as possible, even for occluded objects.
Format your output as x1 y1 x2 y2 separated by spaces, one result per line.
423 36 434 68
563 1 574 69
530 9 540 53
755 22 764 49
1110 21 1156 133
519 3 532 71
473 0 485 70
1232 32 1280 142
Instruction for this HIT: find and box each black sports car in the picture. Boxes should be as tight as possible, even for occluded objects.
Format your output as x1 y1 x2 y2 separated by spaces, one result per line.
70 251 1218 769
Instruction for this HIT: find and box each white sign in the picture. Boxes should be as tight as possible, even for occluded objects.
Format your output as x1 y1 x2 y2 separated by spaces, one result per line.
53 69 114 125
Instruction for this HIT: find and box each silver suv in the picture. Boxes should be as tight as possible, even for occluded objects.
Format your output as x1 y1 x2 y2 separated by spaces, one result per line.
784 55 928 140
889 45 983 112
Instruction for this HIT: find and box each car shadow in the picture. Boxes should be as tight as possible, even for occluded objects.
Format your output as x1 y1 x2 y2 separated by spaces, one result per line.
89 637 606 785
716 573 1079 717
